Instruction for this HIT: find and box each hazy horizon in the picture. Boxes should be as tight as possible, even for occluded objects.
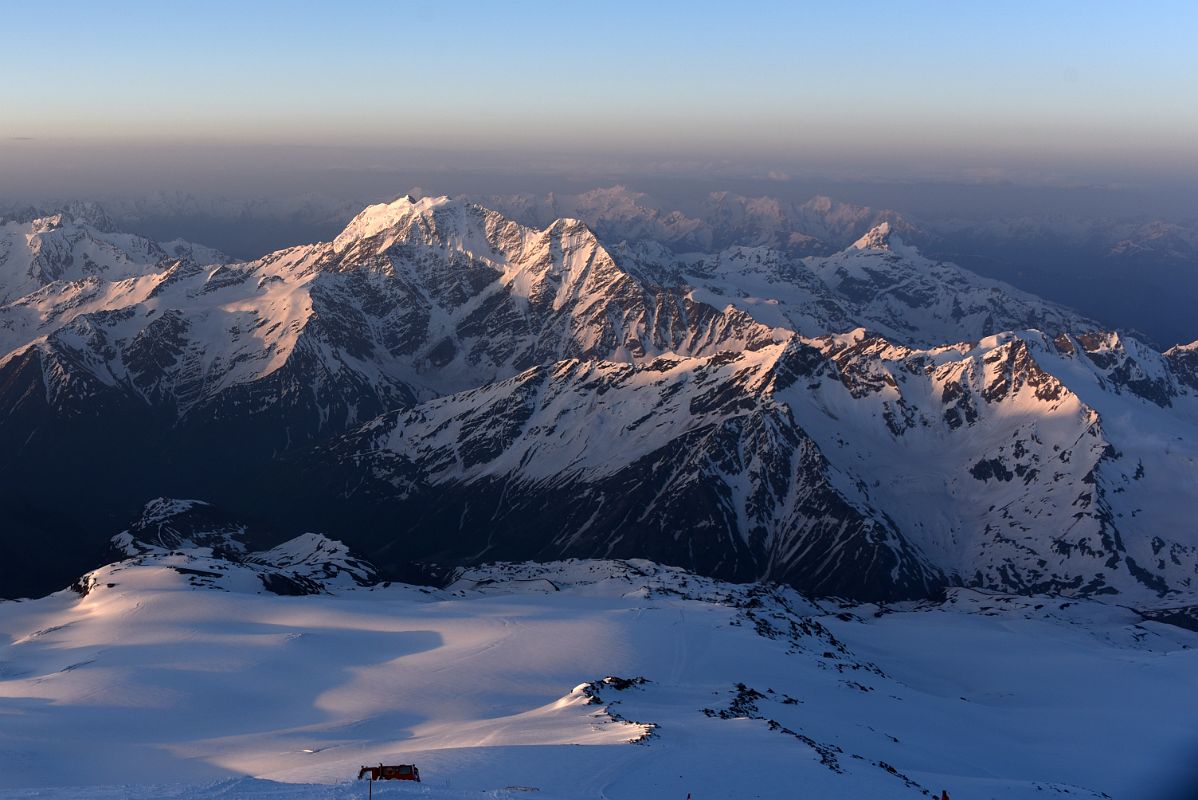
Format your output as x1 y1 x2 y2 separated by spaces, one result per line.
3 0 1197 195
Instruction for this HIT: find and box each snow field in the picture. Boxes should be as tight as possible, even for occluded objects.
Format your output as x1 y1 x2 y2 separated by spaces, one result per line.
2 559 1196 799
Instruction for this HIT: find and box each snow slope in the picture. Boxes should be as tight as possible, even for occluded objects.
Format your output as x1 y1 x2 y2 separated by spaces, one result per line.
1 548 1196 800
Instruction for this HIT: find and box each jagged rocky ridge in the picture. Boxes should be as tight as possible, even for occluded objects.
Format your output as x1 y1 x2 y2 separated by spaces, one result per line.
0 196 1195 602
295 327 1198 600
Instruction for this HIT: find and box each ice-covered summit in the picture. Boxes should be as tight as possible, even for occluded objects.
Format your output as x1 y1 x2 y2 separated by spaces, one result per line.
332 193 458 252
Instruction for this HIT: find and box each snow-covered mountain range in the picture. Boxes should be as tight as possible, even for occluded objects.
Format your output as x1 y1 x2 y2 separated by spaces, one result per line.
1 195 1195 604
478 186 1198 348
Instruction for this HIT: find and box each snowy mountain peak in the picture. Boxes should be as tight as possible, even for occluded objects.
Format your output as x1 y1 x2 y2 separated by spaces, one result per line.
331 193 467 252
1165 339 1198 391
0 210 227 307
2 200 116 233
851 221 898 251
332 193 603 263
99 500 378 595
802 194 836 214
137 497 211 526
29 213 67 233
548 216 591 233
245 531 375 583
115 498 251 560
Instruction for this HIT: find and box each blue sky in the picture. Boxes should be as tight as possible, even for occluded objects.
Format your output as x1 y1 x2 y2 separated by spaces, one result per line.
2 1 1196 180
